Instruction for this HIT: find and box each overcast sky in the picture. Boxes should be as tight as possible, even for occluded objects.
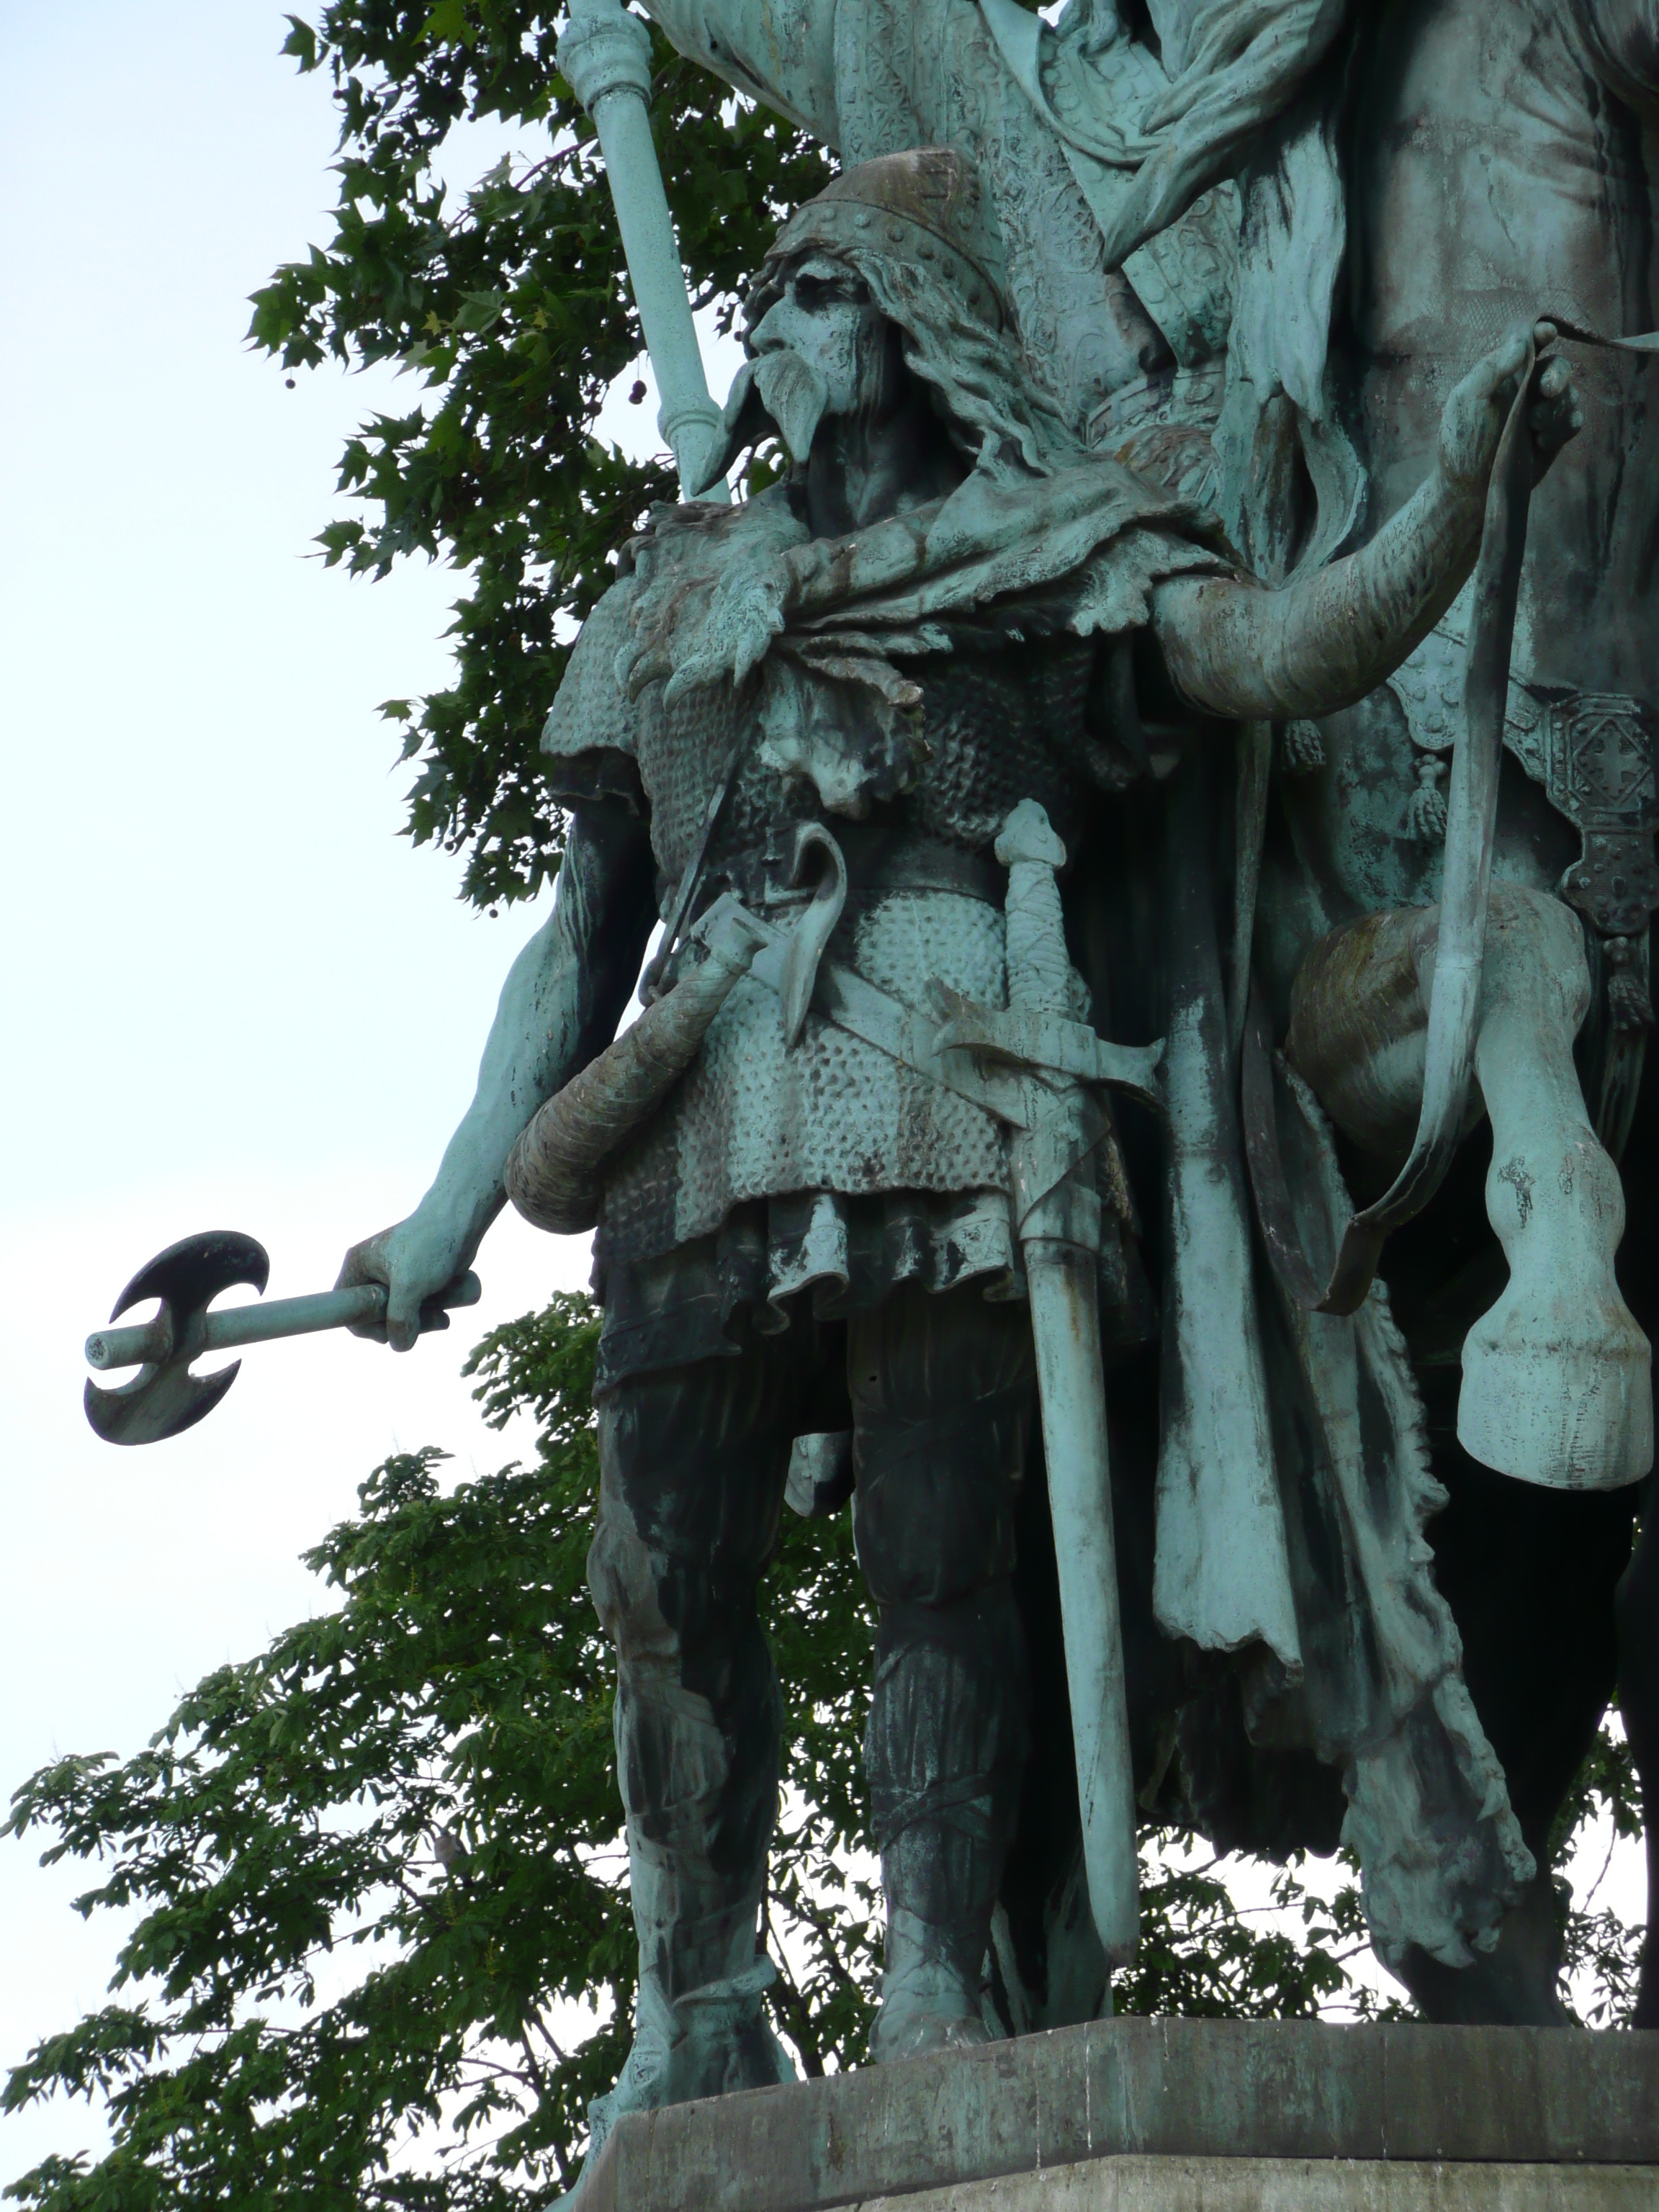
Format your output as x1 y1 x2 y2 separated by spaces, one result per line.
0 0 1645 2188
0 1 750 2179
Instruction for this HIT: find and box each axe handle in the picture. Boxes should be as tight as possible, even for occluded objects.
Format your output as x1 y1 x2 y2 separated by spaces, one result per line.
86 1274 482 1371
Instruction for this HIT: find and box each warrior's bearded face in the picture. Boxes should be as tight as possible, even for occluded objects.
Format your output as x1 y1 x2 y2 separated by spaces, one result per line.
741 252 907 464
692 221 1064 499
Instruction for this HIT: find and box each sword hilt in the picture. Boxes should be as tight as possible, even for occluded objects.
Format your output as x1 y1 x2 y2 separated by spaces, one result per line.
994 800 1073 1017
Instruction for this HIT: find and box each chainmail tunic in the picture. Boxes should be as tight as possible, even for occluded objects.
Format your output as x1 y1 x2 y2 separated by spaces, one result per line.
542 504 1126 1382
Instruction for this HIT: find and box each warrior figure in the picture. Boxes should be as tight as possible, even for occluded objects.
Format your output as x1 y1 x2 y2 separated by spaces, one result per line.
338 153 1578 2146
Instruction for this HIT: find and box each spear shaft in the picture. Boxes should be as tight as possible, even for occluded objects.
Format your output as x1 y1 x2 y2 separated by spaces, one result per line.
558 0 729 500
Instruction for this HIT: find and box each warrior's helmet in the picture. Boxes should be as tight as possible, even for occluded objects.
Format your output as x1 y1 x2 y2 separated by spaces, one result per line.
745 148 1009 333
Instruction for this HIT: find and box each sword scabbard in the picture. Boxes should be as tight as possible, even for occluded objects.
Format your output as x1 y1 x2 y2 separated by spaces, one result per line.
997 799 1141 1969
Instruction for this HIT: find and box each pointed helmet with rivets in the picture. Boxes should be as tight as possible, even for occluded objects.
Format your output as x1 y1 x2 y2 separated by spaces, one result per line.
750 148 1009 331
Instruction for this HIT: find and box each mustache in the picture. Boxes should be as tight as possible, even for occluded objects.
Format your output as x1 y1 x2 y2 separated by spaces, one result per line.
751 349 830 465
688 349 830 495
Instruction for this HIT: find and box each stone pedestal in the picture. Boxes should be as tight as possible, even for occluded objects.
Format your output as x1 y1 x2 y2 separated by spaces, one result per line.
577 2019 1658 2210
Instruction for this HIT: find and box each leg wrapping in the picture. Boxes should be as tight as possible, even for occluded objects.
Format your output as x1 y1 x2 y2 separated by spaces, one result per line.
849 1283 1037 2057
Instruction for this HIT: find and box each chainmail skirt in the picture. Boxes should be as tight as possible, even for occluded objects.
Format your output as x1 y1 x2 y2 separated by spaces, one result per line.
593 1184 1023 1395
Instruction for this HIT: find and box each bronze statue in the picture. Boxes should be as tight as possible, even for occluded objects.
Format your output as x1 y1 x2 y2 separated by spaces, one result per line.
329 152 1581 2153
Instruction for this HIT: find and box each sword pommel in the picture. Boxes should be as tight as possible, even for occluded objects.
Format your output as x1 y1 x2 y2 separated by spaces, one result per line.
996 800 1074 1016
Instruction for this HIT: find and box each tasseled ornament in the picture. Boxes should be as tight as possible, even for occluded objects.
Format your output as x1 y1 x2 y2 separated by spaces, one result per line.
1279 718 1326 773
1405 753 1448 843
1604 934 1655 1032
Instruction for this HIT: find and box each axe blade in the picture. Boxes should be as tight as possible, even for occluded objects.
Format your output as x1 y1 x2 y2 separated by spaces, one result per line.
84 1230 270 1447
84 1359 242 1447
109 1230 269 1321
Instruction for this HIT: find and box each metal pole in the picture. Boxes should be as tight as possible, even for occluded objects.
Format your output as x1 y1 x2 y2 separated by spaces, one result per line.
557 0 729 500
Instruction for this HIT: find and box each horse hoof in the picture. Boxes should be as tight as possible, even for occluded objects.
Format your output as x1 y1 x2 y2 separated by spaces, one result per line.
1457 1287 1654 1491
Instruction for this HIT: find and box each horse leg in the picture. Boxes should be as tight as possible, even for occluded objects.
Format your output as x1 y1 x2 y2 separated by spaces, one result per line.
1381 1435 1633 2024
1393 1869 1570 2024
1289 885 1654 1492
1616 1471 1659 2026
1290 889 1649 2020
1460 896 1653 1492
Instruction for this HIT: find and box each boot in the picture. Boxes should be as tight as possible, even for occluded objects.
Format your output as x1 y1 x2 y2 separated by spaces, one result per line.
570 1883 794 2198
585 1951 794 2159
864 1626 1025 2064
869 1900 994 2062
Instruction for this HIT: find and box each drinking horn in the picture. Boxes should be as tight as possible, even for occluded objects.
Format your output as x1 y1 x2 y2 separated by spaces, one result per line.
505 902 765 1234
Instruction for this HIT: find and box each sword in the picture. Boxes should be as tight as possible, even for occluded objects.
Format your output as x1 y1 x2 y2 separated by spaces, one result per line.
557 0 729 501
989 800 1140 1966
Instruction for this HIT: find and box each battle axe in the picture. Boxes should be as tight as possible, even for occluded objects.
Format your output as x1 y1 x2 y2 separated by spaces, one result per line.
84 1231 479 1446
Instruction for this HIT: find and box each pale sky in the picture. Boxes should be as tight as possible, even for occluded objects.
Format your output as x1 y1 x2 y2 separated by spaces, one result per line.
0 0 1644 2188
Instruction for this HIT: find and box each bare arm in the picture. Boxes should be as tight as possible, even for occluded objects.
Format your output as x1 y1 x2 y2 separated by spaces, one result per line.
338 796 657 1346
1152 328 1580 721
637 0 842 143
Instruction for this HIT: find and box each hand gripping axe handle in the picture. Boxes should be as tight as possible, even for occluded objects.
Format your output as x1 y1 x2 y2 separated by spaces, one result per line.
84 1230 480 1447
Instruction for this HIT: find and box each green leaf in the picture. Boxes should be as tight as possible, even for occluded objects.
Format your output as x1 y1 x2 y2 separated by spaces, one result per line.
279 14 319 70
421 0 475 47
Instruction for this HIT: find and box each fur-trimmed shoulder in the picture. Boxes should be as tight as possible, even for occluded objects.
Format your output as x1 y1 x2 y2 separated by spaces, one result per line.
541 571 643 772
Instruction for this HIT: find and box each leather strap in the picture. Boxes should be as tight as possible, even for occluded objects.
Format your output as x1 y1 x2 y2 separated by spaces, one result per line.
1241 337 1543 1315
835 823 1006 906
714 827 1004 911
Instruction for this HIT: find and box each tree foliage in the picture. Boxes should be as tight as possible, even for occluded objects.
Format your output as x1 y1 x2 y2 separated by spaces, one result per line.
1551 1718 1648 2028
248 1 828 909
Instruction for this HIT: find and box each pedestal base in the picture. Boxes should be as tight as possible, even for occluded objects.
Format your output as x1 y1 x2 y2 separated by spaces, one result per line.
863 2157 1652 2210
575 2019 1659 2211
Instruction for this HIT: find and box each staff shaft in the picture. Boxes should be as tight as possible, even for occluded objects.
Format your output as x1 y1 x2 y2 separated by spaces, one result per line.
559 0 728 500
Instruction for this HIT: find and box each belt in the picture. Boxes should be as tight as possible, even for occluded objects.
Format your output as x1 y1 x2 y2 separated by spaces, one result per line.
710 828 1002 913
